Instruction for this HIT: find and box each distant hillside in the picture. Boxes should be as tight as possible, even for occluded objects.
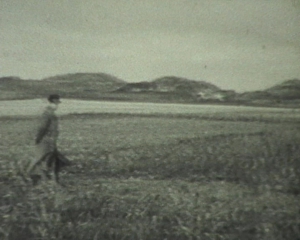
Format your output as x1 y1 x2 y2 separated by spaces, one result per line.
265 79 300 100
41 73 126 94
116 76 220 93
115 81 156 93
0 77 38 100
236 79 300 104
0 73 126 100
235 91 276 101
43 72 125 84
0 74 237 103
116 76 237 102
1 74 299 107
153 76 221 93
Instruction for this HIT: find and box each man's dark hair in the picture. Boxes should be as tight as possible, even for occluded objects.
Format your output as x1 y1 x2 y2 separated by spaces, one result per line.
48 94 60 103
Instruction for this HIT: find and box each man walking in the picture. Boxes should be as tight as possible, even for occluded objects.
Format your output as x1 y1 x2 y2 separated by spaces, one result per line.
27 94 63 184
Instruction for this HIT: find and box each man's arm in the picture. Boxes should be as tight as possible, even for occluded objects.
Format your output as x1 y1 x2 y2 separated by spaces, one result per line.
35 113 51 144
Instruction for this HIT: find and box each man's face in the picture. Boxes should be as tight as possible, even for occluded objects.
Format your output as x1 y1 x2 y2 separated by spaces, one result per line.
51 99 61 110
52 99 61 105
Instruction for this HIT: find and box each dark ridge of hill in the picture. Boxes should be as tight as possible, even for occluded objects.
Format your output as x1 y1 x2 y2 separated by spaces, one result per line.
235 91 276 101
0 77 39 100
43 72 125 84
115 82 156 92
0 75 237 102
0 76 22 82
265 79 300 100
234 79 300 107
117 76 221 94
41 72 126 93
116 76 220 93
152 76 221 93
0 73 127 100
115 76 237 102
1 74 300 107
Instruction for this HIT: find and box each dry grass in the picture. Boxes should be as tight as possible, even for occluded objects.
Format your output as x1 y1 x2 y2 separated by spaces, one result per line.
0 113 300 240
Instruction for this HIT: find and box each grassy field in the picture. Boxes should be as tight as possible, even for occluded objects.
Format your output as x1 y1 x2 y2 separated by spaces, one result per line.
0 103 300 239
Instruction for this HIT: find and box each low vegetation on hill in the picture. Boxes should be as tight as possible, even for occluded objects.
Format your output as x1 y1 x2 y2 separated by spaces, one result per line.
0 73 126 100
266 79 300 100
115 76 231 103
152 76 221 93
0 73 300 106
235 79 300 107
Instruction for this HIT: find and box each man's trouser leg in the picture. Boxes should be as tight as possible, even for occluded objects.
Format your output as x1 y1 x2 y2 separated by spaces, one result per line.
28 144 53 183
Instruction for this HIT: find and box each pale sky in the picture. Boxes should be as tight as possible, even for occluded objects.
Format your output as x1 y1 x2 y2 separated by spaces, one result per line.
1 0 299 92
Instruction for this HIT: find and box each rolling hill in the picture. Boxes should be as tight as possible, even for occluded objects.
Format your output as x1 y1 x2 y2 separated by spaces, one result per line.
115 76 237 102
0 77 38 100
265 79 300 100
0 73 126 100
116 76 220 93
235 79 300 105
0 74 299 106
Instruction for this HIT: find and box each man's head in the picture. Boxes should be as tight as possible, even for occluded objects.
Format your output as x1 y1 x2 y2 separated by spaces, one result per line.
47 94 61 110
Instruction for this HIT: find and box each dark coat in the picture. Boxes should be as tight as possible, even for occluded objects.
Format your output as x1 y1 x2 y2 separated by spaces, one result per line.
28 105 71 183
36 105 59 151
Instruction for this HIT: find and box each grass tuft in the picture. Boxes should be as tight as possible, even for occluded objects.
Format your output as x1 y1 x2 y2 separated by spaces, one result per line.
1 114 300 239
